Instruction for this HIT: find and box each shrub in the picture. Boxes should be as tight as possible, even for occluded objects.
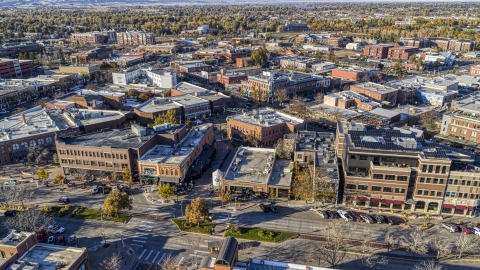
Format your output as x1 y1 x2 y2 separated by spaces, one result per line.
42 206 53 213
231 226 243 234
268 231 276 239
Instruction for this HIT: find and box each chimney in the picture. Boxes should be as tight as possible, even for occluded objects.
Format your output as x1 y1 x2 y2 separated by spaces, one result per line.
21 114 26 123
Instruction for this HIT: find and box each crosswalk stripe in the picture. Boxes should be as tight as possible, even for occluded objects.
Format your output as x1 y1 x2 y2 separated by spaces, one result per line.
139 249 147 259
152 252 161 263
158 253 166 265
145 250 154 260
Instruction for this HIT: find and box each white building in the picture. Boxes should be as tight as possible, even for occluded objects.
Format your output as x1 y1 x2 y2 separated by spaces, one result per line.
144 69 177 88
423 51 456 66
112 68 142 85
346 42 362 50
311 62 337 71
303 44 332 52
112 66 177 88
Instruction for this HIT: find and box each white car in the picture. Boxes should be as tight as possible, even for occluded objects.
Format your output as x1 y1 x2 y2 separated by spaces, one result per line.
91 186 99 194
337 210 354 222
471 227 480 236
47 225 65 234
4 180 18 185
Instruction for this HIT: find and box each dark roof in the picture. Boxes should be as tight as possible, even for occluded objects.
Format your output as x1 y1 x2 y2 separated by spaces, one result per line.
58 128 153 149
215 236 237 266
198 256 211 269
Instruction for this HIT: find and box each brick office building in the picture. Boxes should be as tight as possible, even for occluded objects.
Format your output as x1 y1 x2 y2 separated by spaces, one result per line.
134 97 184 126
349 82 399 106
440 101 480 145
0 58 34 79
336 121 480 216
331 68 380 82
387 46 419 60
70 47 113 64
116 31 155 46
363 44 393 59
70 32 107 45
61 89 126 110
227 108 304 147
0 42 44 58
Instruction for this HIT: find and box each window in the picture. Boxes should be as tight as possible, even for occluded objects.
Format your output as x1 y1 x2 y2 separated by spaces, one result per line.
446 192 450 197
358 185 368 190
385 175 395 180
91 161 97 166
426 178 431 183
395 188 405 193
435 166 440 173
441 166 447 174
451 126 457 132
417 190 422 195
454 179 458 185
46 137 52 143
474 181 478 186
472 131 478 137
115 154 119 159
346 184 356 189
373 174 383 179
422 165 427 172
467 180 471 186
13 144 19 150
430 191 435 196
423 190 428 195
448 179 453 184
439 179 444 184
61 159 67 164
433 178 438 184
419 177 425 183
371 186 381 191
83 160 90 165
297 154 303 159
461 180 466 185
463 193 468 198
105 153 112 158
428 165 433 173
397 176 407 181
75 160 81 164
451 192 456 197
383 187 393 192
21 142 28 148
461 129 467 134
38 138 44 145
98 162 105 167
106 162 113 167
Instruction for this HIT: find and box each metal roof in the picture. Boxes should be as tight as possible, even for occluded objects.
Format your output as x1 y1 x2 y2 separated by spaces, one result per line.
215 236 238 266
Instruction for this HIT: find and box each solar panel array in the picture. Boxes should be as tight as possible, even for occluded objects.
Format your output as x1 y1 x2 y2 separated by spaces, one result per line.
349 129 421 151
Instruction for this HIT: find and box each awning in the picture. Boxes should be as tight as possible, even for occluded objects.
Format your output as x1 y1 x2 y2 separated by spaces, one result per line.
140 175 159 183
357 197 367 202
369 198 380 203
455 205 467 210
159 176 180 183
382 199 392 204
14 150 29 157
393 200 404 205
442 204 454 209
468 206 474 211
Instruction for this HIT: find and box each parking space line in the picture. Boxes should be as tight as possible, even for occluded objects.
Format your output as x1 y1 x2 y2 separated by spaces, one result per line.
145 250 154 260
132 240 147 243
158 253 166 265
152 252 161 263
139 249 147 259
177 257 185 265
194 250 210 254
131 244 143 247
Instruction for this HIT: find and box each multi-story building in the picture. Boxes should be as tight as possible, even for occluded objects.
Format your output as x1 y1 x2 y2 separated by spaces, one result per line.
279 56 322 72
0 58 34 79
387 46 419 60
327 36 350 48
277 21 311 32
0 231 90 269
227 108 304 147
112 66 177 88
177 62 213 73
470 65 480 75
56 124 187 179
402 38 430 48
331 67 380 82
167 82 232 113
217 71 248 85
440 98 480 145
349 82 399 106
335 121 479 215
70 46 113 64
429 38 476 52
363 44 393 59
241 70 331 102
70 31 116 45
324 91 380 111
58 64 100 78
61 89 126 110
0 42 44 58
116 31 155 46
138 124 214 185
133 97 184 126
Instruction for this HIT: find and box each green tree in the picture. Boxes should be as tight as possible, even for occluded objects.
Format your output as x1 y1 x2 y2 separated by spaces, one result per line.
123 167 133 187
408 55 417 64
103 190 133 218
158 183 176 199
219 189 231 207
249 46 268 67
37 169 49 182
128 89 139 97
393 58 407 78
327 50 337 62
151 109 179 126
185 197 210 226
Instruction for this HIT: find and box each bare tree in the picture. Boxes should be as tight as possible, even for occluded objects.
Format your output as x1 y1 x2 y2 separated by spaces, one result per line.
27 146 50 164
273 88 289 107
274 138 295 159
454 232 478 259
354 254 388 270
413 260 444 270
430 238 452 260
383 233 395 252
401 229 430 257
0 185 35 210
104 252 123 270
157 253 178 270
3 208 54 232
99 224 109 245
315 219 352 268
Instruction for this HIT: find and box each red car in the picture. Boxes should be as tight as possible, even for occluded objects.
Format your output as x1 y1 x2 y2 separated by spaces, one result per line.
348 211 362 222
57 236 65 246
462 227 472 234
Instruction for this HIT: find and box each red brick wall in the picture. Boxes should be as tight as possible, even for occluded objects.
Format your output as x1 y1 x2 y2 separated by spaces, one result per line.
332 69 361 81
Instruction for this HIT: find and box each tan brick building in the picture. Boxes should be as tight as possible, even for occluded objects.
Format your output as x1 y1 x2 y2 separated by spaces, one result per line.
387 46 419 60
227 108 304 147
116 31 155 46
440 102 480 145
349 82 399 106
363 44 393 59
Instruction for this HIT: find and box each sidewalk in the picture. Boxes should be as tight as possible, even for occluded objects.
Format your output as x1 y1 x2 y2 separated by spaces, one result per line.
88 243 136 270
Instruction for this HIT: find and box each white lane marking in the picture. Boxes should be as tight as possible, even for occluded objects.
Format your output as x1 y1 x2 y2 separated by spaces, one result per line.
200 244 207 247
177 257 185 265
152 252 161 263
145 250 154 260
194 250 210 254
131 244 143 247
139 249 147 259
136 236 148 239
133 263 139 270
141 221 154 224
132 240 146 243
157 253 166 265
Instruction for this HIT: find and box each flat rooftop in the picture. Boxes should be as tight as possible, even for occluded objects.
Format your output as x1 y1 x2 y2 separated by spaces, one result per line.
0 231 33 247
135 97 183 113
173 82 229 100
58 128 152 149
169 94 210 107
18 244 86 270
47 100 75 107
352 82 398 94
368 107 401 119
62 109 125 127
224 147 275 185
228 108 303 127
309 104 360 120
269 159 293 187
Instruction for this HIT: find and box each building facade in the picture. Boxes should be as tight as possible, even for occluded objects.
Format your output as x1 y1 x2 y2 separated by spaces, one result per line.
0 59 34 79
117 31 155 46
363 45 393 59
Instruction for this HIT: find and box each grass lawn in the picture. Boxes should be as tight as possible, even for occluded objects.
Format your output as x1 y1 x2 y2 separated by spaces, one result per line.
224 226 296 243
172 219 215 235
76 208 130 223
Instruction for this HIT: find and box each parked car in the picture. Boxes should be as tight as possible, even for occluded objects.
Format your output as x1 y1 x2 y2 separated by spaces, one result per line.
91 186 99 194
58 197 70 204
329 211 340 219
440 223 459 233
380 215 395 225
37 230 47 243
462 226 473 234
372 215 385 224
360 214 375 224
4 210 17 217
68 235 77 246
471 227 480 236
57 236 66 246
269 205 278 213
4 180 18 185
337 210 354 222
48 225 65 234
316 210 329 219
348 211 362 221
47 236 55 244
259 204 269 212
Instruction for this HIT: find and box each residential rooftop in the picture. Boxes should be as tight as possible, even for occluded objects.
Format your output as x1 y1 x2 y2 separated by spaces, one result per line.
62 109 125 127
223 147 275 185
353 82 398 94
135 97 183 113
227 108 303 127
17 244 86 270
0 231 34 247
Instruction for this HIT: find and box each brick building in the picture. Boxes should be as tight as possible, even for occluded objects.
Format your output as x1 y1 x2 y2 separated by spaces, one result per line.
324 91 380 111
177 62 213 73
429 38 476 52
225 48 253 64
327 36 350 48
61 89 126 110
133 97 184 126
387 46 419 60
216 71 248 85
336 121 480 215
167 82 232 113
236 57 250 68
56 124 187 179
363 44 393 59
116 31 155 46
440 100 480 145
470 65 480 75
0 58 34 79
331 68 380 82
349 82 399 106
0 42 44 58
70 32 108 45
227 108 304 147
58 64 100 78
70 47 113 64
